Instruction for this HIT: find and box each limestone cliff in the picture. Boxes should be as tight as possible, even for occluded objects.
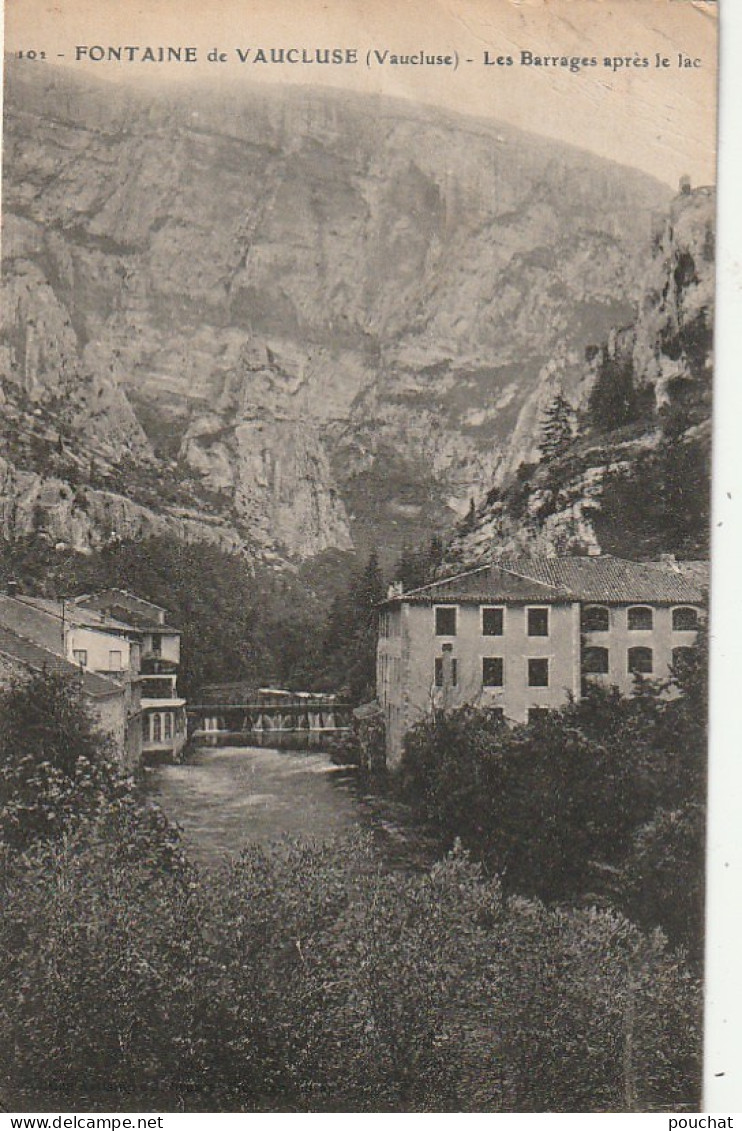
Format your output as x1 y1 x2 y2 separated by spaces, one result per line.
447 186 714 566
2 61 671 561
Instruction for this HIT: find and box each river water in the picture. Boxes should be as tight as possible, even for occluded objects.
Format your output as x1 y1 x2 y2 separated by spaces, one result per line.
147 743 440 872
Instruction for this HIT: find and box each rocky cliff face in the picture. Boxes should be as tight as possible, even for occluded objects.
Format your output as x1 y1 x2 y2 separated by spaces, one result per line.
2 62 671 561
448 186 715 566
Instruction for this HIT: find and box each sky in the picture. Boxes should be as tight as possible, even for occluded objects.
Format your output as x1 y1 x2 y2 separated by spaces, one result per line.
2 0 718 188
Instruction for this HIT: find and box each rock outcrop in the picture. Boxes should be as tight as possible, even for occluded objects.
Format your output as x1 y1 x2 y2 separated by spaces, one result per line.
2 61 671 560
448 186 715 566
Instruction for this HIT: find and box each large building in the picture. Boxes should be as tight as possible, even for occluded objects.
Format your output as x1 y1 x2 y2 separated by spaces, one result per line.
73 590 187 762
377 555 708 763
0 593 139 765
0 587 187 765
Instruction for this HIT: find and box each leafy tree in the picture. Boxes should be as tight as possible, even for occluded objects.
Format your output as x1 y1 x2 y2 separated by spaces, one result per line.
0 671 118 849
397 636 707 956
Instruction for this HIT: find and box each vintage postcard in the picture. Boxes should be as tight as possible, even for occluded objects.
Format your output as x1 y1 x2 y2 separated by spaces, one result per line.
0 0 723 1116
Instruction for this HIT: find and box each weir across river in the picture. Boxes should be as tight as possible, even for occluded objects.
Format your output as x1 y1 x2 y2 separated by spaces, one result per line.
188 685 352 748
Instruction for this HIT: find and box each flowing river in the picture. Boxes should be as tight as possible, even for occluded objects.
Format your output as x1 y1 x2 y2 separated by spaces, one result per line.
146 743 440 872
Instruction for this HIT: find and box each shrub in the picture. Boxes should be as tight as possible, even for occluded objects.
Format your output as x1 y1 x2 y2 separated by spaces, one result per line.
0 833 701 1112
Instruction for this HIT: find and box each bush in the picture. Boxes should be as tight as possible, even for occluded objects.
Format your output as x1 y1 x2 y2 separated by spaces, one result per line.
396 666 706 955
0 832 701 1112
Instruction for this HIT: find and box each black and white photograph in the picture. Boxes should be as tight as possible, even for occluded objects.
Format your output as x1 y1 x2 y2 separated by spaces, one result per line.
0 0 725 1115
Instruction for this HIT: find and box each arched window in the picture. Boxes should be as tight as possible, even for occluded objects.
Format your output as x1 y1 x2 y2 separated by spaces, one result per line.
628 646 653 675
672 646 694 670
672 606 698 631
628 606 653 631
582 646 609 674
153 713 162 742
164 713 173 740
581 605 609 632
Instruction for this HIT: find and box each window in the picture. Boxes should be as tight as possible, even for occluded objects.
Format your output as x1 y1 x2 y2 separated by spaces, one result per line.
628 606 653 631
153 714 162 741
435 606 457 636
672 646 694 670
482 606 504 636
164 713 173 740
487 708 505 725
628 646 653 675
582 646 609 674
673 606 698 631
434 657 458 687
482 657 504 687
581 605 609 632
527 607 549 637
108 650 122 671
142 715 150 741
528 707 550 725
152 635 162 657
72 649 88 667
528 658 549 687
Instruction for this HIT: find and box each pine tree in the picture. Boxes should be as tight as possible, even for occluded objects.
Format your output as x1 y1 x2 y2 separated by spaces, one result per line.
539 393 575 463
587 353 639 433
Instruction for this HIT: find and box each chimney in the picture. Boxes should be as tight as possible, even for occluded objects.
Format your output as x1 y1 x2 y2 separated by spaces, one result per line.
387 581 404 599
6 580 19 598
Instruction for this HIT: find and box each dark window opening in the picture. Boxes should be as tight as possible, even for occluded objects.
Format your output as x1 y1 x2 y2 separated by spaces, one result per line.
581 605 609 632
435 606 457 636
482 657 504 687
672 646 694 670
434 657 458 687
628 606 653 631
672 606 698 631
482 607 504 636
582 646 609 674
527 607 549 637
628 646 653 674
528 658 549 687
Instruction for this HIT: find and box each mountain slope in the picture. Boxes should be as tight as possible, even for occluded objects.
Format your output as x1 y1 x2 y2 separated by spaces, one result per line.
2 62 671 561
447 185 714 566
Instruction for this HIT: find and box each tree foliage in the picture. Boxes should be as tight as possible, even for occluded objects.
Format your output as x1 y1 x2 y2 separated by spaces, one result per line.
539 393 575 463
397 644 706 957
587 350 642 433
0 832 700 1112
319 550 385 703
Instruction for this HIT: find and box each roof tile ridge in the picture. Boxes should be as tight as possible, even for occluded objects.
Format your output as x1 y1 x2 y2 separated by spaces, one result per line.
0 623 66 660
495 559 570 594
401 563 492 597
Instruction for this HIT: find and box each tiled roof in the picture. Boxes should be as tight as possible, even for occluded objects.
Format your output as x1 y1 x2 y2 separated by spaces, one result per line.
17 596 134 633
0 625 124 699
0 594 65 652
75 591 178 632
386 564 571 605
388 556 709 606
498 556 708 603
